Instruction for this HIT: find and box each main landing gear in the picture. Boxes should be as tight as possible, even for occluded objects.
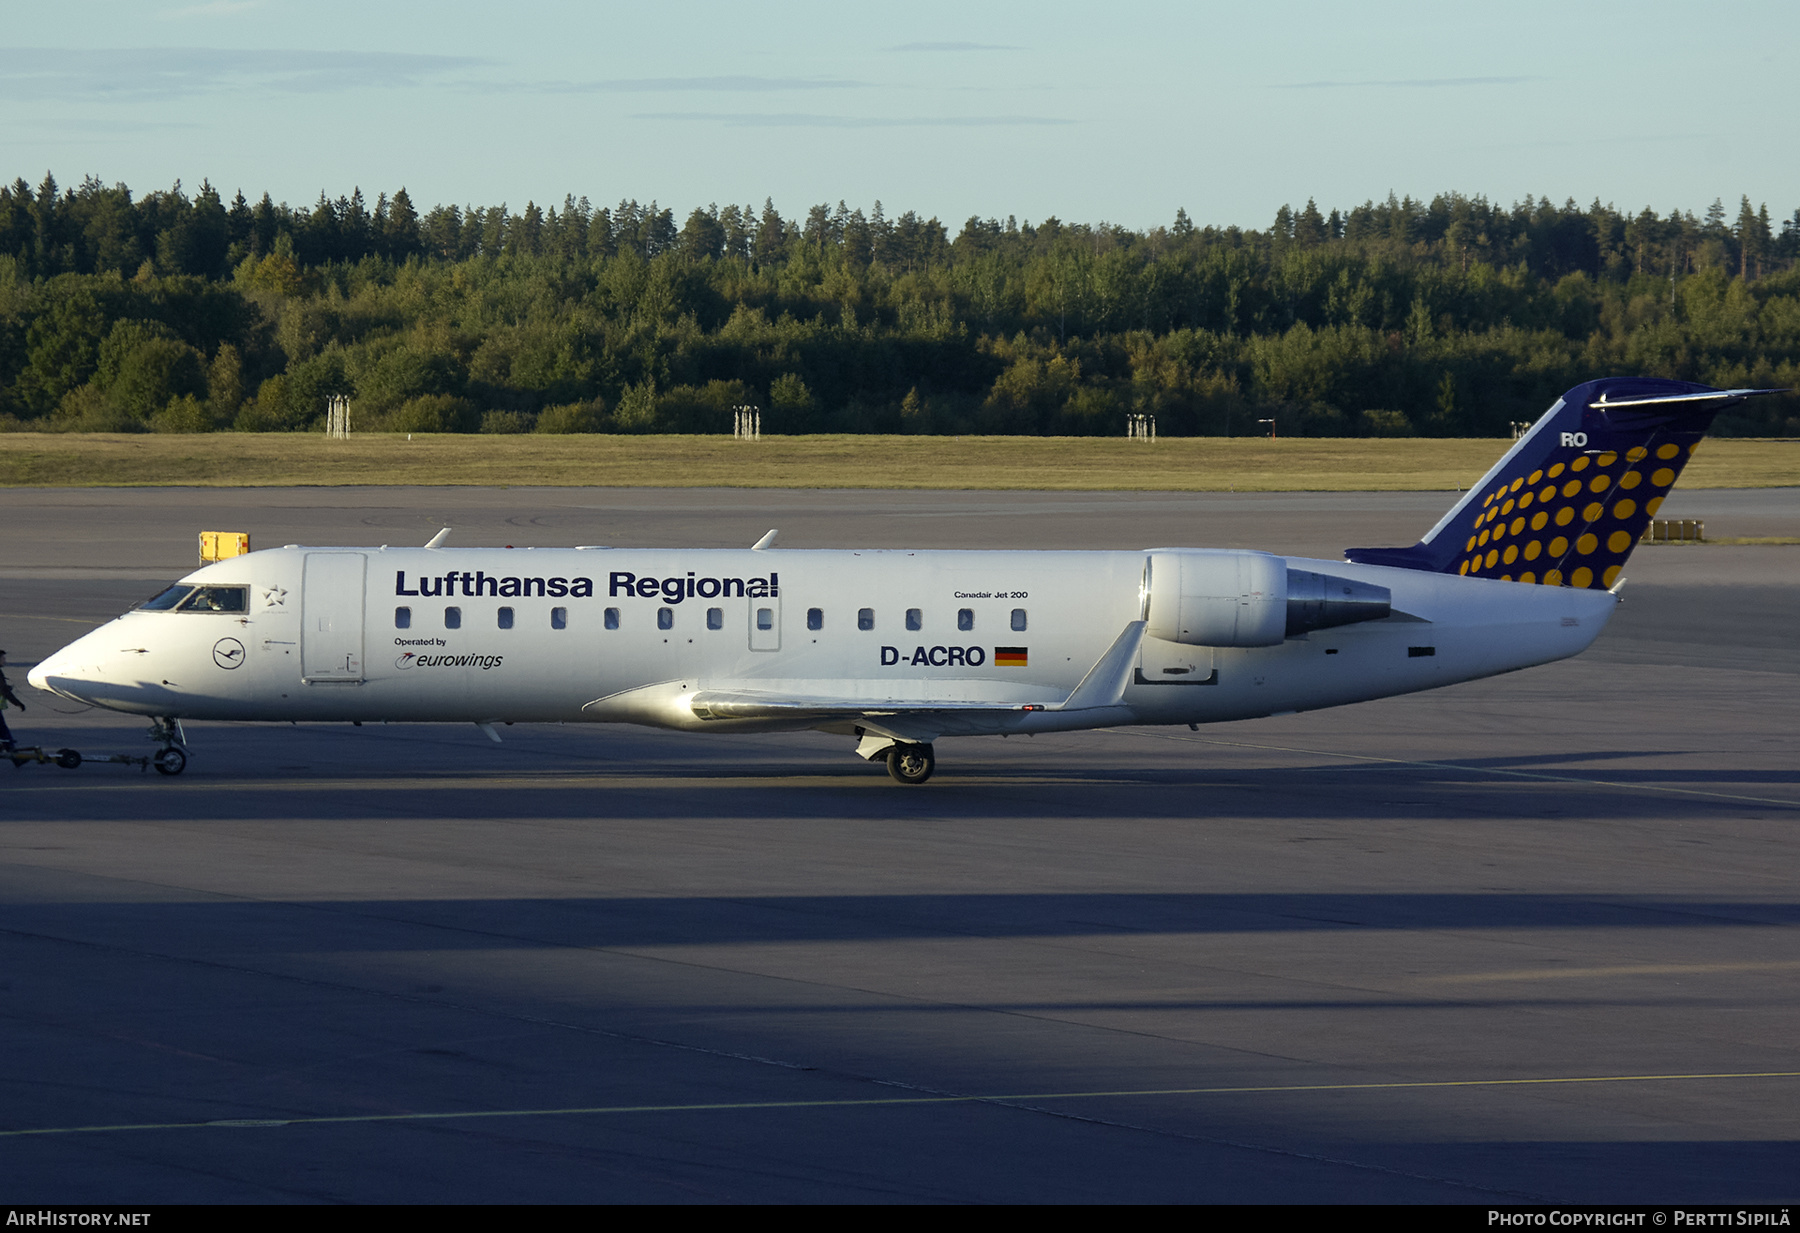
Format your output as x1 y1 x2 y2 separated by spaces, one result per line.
885 742 935 785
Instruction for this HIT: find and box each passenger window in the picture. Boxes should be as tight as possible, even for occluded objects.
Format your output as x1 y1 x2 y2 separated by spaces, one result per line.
551 607 567 630
603 607 620 630
395 607 411 629
444 606 462 629
497 606 513 629
957 608 974 631
657 607 674 630
906 608 922 631
1011 608 1027 632
707 607 723 630
807 607 823 631
858 608 875 631
756 607 774 631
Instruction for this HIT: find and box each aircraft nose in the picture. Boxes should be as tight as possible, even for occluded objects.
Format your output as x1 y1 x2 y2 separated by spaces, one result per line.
26 628 122 704
28 651 90 702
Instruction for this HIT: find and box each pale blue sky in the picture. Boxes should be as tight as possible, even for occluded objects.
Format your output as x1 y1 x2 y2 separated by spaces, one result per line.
4 1 1795 230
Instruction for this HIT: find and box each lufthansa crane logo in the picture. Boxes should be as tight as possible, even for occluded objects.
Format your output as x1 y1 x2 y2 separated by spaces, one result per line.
212 637 246 669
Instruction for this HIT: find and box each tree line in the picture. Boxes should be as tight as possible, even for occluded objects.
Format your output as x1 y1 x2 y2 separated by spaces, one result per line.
2 173 1797 438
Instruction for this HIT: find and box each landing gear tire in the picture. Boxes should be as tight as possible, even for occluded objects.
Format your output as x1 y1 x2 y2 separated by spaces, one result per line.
55 749 81 770
153 747 187 776
886 743 934 785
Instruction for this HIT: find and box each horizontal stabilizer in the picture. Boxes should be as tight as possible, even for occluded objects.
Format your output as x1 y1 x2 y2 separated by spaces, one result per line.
1588 387 1786 409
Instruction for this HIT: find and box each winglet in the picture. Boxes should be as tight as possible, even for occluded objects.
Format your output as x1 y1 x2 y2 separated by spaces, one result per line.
751 529 779 551
1055 620 1148 711
424 528 451 549
475 722 502 743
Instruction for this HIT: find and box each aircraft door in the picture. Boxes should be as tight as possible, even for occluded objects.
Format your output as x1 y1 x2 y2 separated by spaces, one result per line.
749 593 780 651
301 552 367 681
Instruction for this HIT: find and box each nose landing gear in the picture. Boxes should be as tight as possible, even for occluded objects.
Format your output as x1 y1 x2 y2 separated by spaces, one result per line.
148 717 188 776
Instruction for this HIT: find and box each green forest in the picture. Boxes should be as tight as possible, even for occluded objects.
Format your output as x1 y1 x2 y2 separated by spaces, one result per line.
3 173 1798 438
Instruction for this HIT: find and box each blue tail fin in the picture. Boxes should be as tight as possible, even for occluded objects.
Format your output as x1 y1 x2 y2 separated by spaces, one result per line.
1345 378 1782 590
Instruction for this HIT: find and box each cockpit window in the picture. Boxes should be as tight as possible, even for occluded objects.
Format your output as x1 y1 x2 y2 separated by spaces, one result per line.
176 586 248 613
139 585 195 611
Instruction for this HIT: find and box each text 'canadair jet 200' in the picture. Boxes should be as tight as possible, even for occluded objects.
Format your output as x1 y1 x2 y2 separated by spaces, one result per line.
30 378 1780 783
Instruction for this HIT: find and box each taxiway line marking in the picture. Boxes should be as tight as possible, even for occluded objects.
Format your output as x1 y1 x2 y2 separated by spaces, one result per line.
1121 730 1800 809
1429 959 1800 983
5 1070 1799 1139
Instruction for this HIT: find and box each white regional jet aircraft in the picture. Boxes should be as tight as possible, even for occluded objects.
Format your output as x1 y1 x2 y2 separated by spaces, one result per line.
29 378 1778 783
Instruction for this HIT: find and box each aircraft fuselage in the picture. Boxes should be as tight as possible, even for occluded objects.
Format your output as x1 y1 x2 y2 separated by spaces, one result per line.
30 545 1616 738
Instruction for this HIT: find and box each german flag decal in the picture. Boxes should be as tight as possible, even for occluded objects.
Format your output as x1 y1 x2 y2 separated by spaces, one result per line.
994 646 1028 667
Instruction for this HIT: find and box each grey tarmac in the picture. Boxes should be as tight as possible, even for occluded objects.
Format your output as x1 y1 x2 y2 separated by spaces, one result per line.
0 486 1796 1204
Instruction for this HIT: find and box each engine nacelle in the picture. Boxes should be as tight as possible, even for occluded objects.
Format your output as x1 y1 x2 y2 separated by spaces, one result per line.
1143 550 1288 647
1143 552 1392 647
1283 569 1392 637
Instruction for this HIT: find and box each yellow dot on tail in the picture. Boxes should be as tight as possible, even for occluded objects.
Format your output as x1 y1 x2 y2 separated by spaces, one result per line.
1620 471 1642 490
1503 545 1518 564
1528 469 1544 484
1485 549 1498 568
1501 498 1516 515
1597 451 1617 467
1603 565 1621 587
1500 574 1513 582
1626 446 1647 461
1539 485 1556 502
1562 480 1582 497
1589 475 1611 493
1613 498 1636 519
1510 477 1524 492
1531 511 1548 530
1555 507 1575 526
1571 456 1591 472
1657 443 1679 459
1466 535 1478 552
1548 462 1565 478
1583 502 1604 522
1549 536 1569 556
1651 467 1674 486
1607 530 1632 553
1459 560 1470 574
1524 540 1542 560
1544 568 1564 586
1646 496 1664 515
1576 533 1598 554
1570 566 1593 588
1520 570 1537 584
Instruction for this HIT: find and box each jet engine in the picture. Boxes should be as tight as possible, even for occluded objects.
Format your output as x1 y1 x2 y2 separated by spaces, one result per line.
1142 551 1390 647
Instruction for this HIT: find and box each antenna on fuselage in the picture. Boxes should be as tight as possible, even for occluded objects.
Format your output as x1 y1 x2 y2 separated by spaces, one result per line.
750 529 778 551
423 528 451 549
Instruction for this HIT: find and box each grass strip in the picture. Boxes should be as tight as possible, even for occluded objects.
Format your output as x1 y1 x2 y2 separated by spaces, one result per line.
1 433 1794 491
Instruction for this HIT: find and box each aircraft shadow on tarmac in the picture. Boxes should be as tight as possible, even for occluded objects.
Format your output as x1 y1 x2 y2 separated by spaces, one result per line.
8 749 1795 825
8 891 1797 951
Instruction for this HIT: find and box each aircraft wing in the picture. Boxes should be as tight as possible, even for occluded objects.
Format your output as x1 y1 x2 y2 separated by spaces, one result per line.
583 622 1148 741
691 621 1147 722
689 690 1046 721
